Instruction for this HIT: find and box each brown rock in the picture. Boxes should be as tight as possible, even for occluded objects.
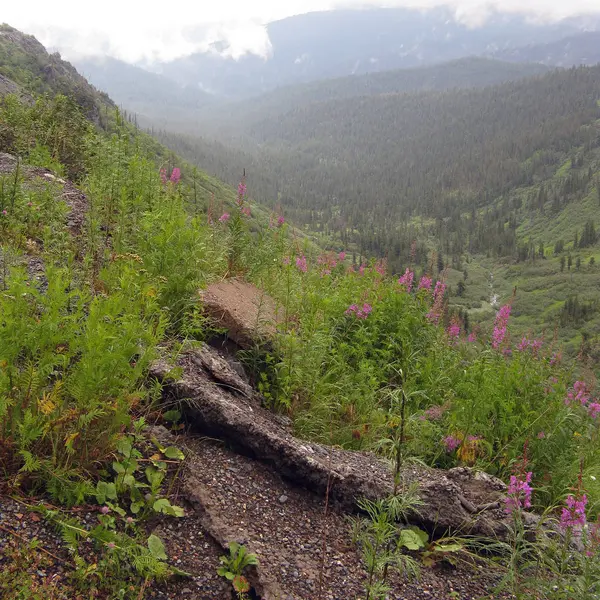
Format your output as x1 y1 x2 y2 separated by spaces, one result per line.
199 279 280 348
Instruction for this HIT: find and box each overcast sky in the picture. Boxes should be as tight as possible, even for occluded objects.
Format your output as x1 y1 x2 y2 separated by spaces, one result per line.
3 0 600 63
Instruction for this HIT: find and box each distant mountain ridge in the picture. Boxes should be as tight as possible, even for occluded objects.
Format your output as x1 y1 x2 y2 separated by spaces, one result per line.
154 7 600 98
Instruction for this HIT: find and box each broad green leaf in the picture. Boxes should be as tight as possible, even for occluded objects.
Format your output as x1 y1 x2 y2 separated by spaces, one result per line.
147 534 167 560
164 446 185 461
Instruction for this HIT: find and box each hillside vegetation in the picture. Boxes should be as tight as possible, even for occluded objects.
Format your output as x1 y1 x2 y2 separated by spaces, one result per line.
1 24 600 600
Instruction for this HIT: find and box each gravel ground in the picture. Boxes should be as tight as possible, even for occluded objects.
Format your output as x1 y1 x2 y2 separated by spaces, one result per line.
1 434 513 600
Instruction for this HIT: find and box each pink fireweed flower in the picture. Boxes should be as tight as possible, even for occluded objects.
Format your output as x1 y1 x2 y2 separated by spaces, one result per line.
550 351 562 366
1 210 7 216
238 181 247 198
467 331 477 343
560 494 588 532
338 251 346 261
345 304 359 316
218 213 230 223
492 304 511 349
296 255 308 273
418 276 432 291
241 206 251 217
447 320 461 341
421 405 446 421
531 339 543 354
427 281 447 324
170 167 181 184
565 381 590 407
282 256 290 265
346 303 372 319
358 264 366 276
159 168 167 185
397 268 414 293
518 336 530 352
277 215 285 227
443 436 461 452
374 259 387 276
588 402 600 419
505 472 533 514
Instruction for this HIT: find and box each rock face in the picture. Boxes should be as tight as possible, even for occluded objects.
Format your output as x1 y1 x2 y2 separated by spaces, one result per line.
151 345 522 539
199 279 280 349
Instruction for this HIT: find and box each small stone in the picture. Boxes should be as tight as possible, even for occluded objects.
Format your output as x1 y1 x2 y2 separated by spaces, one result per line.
279 495 288 504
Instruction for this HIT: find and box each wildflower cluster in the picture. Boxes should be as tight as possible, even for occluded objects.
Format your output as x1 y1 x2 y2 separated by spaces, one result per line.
397 268 414 292
442 435 461 452
560 493 588 532
345 303 373 320
492 304 511 349
295 255 308 273
446 319 461 342
505 471 533 514
317 252 339 276
417 275 432 291
427 280 446 324
517 335 543 355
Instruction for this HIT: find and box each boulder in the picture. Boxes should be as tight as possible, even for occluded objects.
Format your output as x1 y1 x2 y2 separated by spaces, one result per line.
199 279 280 349
151 345 525 539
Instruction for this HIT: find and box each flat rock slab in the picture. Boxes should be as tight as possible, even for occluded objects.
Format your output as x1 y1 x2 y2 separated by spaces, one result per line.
199 279 280 348
151 345 524 540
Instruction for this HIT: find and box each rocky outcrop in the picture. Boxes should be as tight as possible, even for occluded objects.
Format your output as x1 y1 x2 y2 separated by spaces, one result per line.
151 345 522 539
199 279 280 349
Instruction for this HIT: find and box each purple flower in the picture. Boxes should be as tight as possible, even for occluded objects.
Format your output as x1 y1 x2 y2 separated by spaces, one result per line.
358 264 366 276
397 268 414 293
518 336 530 352
374 259 386 276
447 321 460 341
560 494 587 532
565 381 590 407
345 303 372 319
467 332 477 343
100 506 110 514
338 251 346 261
1 210 7 216
219 213 230 223
505 471 533 514
550 352 562 366
296 255 308 273
442 436 461 452
277 215 285 227
492 304 511 349
241 206 251 217
422 405 445 421
418 276 433 291
589 402 600 419
427 281 447 324
170 167 181 184
238 181 247 199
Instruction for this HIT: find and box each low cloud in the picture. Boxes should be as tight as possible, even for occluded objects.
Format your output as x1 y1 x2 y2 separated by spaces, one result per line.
3 0 600 65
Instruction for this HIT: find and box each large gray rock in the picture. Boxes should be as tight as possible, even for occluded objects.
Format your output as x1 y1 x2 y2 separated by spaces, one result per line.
150 345 523 539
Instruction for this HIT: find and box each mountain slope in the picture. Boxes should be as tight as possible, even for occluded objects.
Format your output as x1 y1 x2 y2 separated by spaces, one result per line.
0 23 113 120
493 31 600 66
75 56 216 125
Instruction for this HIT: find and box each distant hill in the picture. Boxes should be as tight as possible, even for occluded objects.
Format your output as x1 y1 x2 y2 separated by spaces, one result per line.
204 57 551 134
75 56 216 125
0 23 113 120
157 7 599 98
492 31 600 67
